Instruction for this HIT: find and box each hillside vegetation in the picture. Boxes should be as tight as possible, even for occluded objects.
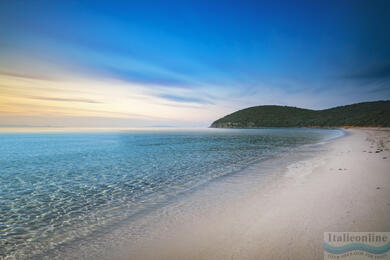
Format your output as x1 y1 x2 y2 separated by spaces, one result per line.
210 101 390 128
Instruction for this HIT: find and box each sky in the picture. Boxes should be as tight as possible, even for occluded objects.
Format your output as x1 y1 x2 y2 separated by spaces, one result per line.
0 0 390 127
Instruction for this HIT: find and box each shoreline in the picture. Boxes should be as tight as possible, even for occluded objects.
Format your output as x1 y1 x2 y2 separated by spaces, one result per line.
123 128 390 259
0 128 342 260
4 128 388 259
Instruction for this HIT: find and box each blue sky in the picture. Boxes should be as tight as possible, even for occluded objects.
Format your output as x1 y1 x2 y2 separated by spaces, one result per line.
0 0 389 127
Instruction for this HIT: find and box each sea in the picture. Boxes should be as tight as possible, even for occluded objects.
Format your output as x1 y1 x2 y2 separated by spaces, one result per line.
0 128 344 259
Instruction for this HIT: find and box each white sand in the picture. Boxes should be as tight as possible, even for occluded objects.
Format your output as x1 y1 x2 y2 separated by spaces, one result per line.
128 129 390 259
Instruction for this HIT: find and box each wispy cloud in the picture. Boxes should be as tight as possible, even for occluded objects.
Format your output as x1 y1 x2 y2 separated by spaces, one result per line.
0 71 56 81
28 96 104 104
93 64 194 88
158 94 213 104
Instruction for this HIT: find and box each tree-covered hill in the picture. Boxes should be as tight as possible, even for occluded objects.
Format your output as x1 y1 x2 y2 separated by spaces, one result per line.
210 101 390 128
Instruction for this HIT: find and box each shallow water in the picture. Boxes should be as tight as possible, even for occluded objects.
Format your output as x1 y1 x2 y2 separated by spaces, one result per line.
0 128 343 259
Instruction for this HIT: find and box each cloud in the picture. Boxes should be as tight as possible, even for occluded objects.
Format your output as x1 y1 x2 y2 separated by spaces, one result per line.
0 71 56 81
1 100 165 120
158 94 213 104
28 96 104 104
90 64 195 88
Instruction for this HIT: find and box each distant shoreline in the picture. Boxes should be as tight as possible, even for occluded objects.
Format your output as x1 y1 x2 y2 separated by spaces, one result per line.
210 126 390 129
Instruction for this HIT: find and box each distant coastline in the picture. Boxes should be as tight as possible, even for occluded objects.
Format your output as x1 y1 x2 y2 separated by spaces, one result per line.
211 100 390 128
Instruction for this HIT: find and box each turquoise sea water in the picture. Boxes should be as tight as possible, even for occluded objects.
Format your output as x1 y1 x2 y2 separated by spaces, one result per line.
0 128 343 259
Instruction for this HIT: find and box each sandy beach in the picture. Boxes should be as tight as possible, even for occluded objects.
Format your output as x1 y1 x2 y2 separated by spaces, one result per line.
126 128 390 260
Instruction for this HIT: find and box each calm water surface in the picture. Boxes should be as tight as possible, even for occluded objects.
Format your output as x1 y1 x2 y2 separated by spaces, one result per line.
0 128 343 259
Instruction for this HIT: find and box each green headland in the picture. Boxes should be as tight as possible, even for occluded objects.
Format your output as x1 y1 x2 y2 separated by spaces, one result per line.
210 101 390 128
